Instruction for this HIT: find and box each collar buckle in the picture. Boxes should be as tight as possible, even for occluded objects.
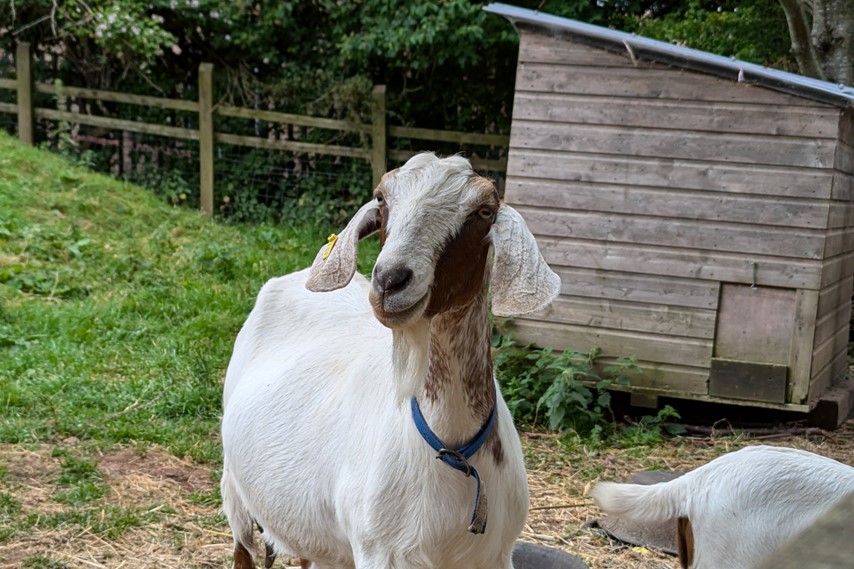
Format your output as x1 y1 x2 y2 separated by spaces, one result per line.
436 448 473 476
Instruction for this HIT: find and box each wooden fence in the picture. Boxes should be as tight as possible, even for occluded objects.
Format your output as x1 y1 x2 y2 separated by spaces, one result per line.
0 43 509 215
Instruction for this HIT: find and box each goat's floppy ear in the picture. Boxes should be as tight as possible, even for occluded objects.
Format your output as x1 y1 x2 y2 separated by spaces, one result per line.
490 204 561 316
306 200 380 292
677 517 694 569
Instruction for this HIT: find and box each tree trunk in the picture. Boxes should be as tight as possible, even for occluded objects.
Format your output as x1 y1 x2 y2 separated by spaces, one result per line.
811 0 854 85
778 0 854 85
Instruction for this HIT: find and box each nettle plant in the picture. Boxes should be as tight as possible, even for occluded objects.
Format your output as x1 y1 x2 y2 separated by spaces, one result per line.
492 335 638 435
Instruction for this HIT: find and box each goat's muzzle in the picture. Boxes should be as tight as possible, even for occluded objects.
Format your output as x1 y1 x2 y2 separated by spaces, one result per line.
369 263 428 328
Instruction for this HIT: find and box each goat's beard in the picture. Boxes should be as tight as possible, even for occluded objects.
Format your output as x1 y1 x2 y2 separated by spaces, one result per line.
391 319 429 403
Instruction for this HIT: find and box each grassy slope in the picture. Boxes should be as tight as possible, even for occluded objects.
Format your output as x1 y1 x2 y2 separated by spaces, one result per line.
0 131 378 463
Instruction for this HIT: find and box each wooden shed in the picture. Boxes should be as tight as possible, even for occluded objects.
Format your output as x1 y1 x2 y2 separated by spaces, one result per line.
486 3 854 422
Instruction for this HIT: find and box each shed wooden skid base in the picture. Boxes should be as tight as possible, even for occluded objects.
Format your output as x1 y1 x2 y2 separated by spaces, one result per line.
490 3 854 417
808 375 854 429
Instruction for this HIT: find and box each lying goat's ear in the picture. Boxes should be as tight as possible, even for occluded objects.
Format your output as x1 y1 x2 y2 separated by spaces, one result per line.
306 200 380 292
677 517 694 569
490 204 560 316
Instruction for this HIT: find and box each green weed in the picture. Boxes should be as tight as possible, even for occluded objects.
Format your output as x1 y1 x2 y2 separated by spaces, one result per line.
22 557 70 569
495 332 682 445
494 334 636 434
0 491 25 541
48 451 109 506
0 492 20 516
27 503 163 539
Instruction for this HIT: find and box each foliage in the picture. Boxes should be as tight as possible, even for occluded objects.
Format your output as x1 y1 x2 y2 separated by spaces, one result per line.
494 334 639 436
629 0 794 68
212 151 374 226
620 405 685 444
494 331 685 445
1 0 813 224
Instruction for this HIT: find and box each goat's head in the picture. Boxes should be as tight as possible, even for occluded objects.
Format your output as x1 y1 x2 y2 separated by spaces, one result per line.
306 153 560 328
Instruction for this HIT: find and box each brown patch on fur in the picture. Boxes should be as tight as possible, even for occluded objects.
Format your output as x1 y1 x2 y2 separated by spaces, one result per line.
427 279 503 465
373 180 390 246
455 295 494 416
424 176 498 316
677 516 695 569
299 559 311 569
418 174 504 464
485 416 504 465
425 214 493 316
234 542 255 569
424 334 451 402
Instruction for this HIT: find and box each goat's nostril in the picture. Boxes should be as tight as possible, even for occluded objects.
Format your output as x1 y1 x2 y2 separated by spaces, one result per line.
375 266 413 294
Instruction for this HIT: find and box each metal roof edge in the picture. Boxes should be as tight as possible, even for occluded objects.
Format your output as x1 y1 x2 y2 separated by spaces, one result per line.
484 2 854 108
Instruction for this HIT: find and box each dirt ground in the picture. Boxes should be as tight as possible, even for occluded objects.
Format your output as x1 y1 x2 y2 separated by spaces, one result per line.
2 419 853 569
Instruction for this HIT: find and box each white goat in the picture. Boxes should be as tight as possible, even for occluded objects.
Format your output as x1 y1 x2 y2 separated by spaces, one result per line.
220 153 561 569
591 445 854 569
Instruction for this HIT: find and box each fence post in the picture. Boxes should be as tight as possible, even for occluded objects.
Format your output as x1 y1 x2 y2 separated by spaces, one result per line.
198 63 215 216
16 43 34 145
371 85 387 188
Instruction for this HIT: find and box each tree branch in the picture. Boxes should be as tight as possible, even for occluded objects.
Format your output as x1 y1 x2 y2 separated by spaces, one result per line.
778 0 825 79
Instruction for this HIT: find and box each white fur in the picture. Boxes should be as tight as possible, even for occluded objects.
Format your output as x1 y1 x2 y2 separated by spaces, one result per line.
221 154 559 569
591 445 854 569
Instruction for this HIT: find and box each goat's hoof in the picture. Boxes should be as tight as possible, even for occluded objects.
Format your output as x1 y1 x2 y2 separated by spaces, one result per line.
264 542 276 568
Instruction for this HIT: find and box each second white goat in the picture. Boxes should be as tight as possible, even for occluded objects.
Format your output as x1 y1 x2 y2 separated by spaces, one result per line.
592 445 854 569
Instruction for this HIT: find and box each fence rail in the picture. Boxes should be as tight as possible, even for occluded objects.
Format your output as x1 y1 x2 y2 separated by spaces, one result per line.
0 42 509 215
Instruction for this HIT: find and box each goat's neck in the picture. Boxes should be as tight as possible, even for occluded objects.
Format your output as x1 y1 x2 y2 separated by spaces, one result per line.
415 290 495 448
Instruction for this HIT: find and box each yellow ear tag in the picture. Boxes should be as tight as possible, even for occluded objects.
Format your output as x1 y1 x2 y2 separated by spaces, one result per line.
322 233 338 260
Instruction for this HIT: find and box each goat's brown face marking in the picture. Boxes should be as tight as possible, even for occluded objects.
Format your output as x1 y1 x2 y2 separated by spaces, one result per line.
425 176 499 317
677 516 695 569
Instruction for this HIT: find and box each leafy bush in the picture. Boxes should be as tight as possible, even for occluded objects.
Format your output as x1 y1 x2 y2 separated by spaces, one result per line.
494 335 637 435
494 332 684 444
632 0 793 68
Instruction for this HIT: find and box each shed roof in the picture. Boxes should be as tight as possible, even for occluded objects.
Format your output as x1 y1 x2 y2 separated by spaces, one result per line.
485 2 854 108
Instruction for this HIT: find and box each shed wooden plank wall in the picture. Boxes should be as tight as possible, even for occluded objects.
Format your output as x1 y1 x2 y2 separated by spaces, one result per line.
506 29 853 404
811 107 854 400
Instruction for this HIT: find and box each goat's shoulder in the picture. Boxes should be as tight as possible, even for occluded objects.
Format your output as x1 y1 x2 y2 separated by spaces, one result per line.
224 270 384 406
251 269 375 330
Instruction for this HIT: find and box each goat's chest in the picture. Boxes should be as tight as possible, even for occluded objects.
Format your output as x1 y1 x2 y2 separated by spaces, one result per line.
336 441 525 566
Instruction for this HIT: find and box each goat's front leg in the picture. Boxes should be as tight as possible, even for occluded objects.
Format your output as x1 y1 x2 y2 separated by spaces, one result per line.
233 542 255 569
233 543 311 569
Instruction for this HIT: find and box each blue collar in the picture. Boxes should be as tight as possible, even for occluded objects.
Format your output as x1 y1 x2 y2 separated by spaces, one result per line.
410 396 497 534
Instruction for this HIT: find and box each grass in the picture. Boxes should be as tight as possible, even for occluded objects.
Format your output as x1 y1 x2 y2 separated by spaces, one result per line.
0 131 384 565
0 131 379 464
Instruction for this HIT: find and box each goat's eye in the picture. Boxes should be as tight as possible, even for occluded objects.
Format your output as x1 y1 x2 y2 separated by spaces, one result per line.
478 207 495 220
375 194 384 204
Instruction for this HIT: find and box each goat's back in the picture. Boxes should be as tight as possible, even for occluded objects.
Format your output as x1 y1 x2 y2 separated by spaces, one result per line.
223 269 388 409
592 445 854 569
593 446 854 521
